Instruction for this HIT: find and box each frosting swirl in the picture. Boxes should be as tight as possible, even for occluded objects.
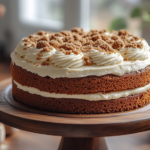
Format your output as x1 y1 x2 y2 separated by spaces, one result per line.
13 28 150 70
25 47 56 64
51 51 84 68
14 39 30 58
89 49 123 66
119 40 150 61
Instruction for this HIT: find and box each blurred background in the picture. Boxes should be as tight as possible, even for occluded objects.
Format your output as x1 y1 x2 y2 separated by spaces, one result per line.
1 0 150 57
0 0 150 149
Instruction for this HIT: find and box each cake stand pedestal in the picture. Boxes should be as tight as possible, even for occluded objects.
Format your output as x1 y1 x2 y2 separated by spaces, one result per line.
0 78 150 150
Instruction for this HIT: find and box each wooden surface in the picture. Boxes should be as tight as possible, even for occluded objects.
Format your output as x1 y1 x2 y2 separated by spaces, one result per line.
4 130 61 150
0 78 150 138
58 137 108 150
3 130 150 150
0 62 11 81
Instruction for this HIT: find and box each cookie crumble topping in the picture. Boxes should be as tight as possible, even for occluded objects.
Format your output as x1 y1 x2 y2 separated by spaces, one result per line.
19 28 146 66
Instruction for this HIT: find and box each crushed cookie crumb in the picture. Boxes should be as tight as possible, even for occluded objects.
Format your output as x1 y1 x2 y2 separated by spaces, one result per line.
73 41 82 47
55 37 63 44
99 29 107 34
73 33 82 41
93 39 114 53
119 35 128 40
31 42 36 47
86 31 99 37
40 47 53 52
129 38 135 42
24 43 28 46
91 35 101 41
58 43 80 55
100 44 112 52
92 39 105 47
59 48 72 55
81 45 93 53
41 59 50 65
101 34 110 41
111 35 119 40
124 58 129 61
55 32 64 37
36 41 50 49
125 42 143 49
133 36 141 41
82 39 93 46
63 36 74 43
23 37 31 42
71 27 81 33
90 29 99 33
49 40 60 49
71 27 85 36
112 40 124 50
38 36 49 42
83 56 93 66
118 30 130 36
37 31 46 36
41 62 49 65
30 36 41 43
59 43 76 50
49 35 55 40
105 39 114 46
60 30 72 36
137 42 143 49
36 57 42 60
50 35 63 44
29 35 34 38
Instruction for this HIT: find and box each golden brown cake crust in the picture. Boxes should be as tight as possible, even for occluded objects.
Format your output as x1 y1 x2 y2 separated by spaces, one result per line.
11 63 150 94
12 81 150 114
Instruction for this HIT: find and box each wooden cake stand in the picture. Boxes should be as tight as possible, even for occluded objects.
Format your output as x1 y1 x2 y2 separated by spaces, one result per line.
0 78 150 150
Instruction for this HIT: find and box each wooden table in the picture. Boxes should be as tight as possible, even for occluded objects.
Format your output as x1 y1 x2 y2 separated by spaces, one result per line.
0 78 150 150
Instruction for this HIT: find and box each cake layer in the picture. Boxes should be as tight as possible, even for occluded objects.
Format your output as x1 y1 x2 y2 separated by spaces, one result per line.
13 80 150 101
11 63 150 94
12 82 150 114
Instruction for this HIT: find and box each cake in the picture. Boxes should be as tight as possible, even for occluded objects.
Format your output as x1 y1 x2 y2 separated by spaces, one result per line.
11 28 150 114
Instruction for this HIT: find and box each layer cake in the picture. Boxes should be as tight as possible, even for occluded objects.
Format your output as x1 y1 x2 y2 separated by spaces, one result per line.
11 28 150 114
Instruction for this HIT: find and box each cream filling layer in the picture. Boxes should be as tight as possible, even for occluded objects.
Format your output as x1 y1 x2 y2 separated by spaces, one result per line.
11 52 150 79
14 80 150 101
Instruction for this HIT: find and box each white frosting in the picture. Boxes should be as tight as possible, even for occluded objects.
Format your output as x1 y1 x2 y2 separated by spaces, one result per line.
14 80 150 101
11 51 150 78
11 33 150 78
142 39 150 51
14 39 30 57
89 49 123 66
25 47 56 64
119 40 150 61
51 51 84 68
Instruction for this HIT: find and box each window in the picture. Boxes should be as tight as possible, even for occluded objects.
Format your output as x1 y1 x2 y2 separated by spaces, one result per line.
19 0 142 34
19 0 90 31
19 0 64 30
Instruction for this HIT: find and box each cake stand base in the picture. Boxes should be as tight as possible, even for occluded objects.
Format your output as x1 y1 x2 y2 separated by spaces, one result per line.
58 137 108 150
